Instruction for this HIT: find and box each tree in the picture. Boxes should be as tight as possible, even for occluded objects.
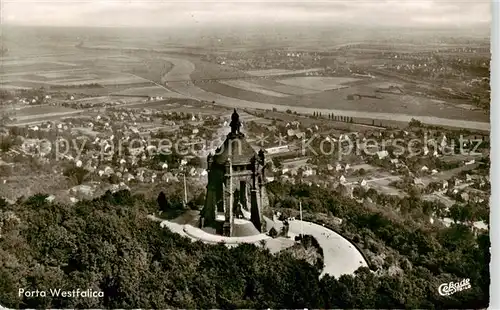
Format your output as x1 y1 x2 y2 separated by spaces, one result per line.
272 157 283 169
409 118 422 127
0 136 15 152
269 227 278 238
63 166 90 185
0 185 489 309
157 191 168 211
109 174 120 184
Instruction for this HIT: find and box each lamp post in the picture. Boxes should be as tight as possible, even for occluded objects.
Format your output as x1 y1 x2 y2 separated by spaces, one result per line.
299 200 303 238
183 169 188 207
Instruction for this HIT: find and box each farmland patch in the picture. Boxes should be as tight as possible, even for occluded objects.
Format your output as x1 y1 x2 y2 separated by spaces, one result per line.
113 86 190 99
246 68 323 77
251 79 320 96
219 80 289 97
0 62 80 74
14 105 78 117
190 59 251 81
277 77 360 91
124 98 200 110
0 84 29 90
368 82 404 89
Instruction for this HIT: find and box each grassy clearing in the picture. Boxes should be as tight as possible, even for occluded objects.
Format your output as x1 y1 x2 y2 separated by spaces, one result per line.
190 59 251 81
113 85 172 97
219 80 290 98
14 105 78 116
0 62 78 74
252 79 319 95
246 68 323 77
0 173 70 201
277 77 360 91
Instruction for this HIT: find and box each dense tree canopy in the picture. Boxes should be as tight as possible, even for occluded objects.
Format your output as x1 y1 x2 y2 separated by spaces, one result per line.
0 185 490 308
266 181 490 308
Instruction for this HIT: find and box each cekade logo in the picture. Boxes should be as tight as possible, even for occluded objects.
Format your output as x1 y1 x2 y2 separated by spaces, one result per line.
438 278 472 296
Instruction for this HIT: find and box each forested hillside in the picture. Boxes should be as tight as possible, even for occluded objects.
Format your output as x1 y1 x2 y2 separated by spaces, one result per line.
0 186 489 309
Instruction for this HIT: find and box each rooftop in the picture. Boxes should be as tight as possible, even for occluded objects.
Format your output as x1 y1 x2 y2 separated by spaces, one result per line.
212 109 257 165
213 133 257 165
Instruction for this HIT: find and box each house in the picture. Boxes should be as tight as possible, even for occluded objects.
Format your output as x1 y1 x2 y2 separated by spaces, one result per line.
442 180 449 190
266 145 290 154
376 150 389 160
124 173 135 182
303 168 315 177
104 166 114 175
69 184 94 197
414 178 425 186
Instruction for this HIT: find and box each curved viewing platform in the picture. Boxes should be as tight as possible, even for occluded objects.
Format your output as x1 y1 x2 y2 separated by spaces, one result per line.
152 215 369 280
183 224 271 244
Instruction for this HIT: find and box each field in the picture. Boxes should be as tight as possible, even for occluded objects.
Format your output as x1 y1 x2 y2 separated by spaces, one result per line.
0 49 177 98
367 82 404 89
5 105 77 116
245 68 323 77
112 85 190 99
277 77 360 91
188 58 486 121
219 80 290 97
123 98 201 110
190 58 252 81
0 62 78 74
0 32 489 128
3 105 83 125
1 64 146 87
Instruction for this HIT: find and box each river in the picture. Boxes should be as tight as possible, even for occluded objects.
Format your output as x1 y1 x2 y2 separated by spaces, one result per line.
160 56 490 131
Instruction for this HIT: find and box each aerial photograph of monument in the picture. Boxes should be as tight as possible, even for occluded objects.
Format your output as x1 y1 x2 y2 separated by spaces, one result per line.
0 0 493 308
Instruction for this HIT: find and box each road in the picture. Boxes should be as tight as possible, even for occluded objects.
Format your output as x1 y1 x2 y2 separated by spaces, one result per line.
158 56 490 132
346 175 401 185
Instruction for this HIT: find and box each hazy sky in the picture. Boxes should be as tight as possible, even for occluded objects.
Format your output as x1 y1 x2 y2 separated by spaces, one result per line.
1 0 491 29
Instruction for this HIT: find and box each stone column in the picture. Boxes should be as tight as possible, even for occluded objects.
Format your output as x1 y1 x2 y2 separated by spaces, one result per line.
223 158 233 236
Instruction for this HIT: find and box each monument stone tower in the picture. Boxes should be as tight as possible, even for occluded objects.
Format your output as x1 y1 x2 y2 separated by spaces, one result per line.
201 109 268 236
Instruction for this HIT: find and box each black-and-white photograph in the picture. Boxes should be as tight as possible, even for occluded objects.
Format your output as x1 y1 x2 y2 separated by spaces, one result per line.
0 0 493 308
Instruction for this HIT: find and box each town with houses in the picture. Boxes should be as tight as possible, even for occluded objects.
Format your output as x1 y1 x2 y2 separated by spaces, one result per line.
0 10 492 307
0 89 490 233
